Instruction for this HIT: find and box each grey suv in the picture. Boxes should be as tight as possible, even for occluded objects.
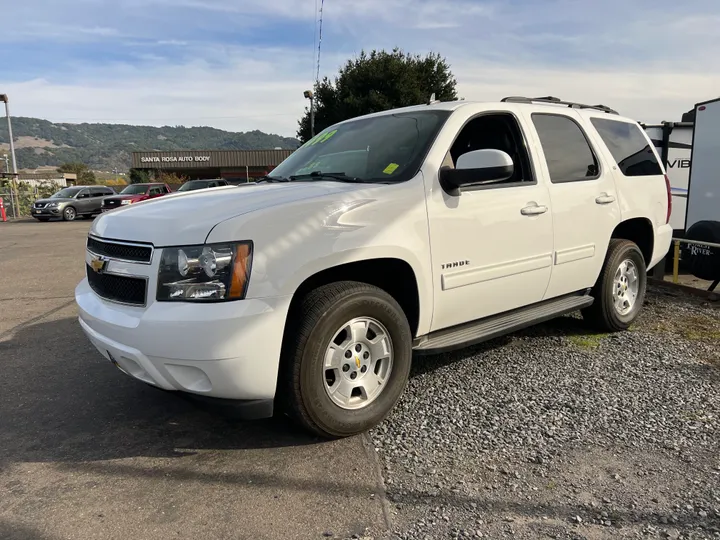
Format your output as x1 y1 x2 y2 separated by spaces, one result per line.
32 186 116 222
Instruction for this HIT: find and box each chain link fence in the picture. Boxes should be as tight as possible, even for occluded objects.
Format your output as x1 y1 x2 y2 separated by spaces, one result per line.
0 181 62 218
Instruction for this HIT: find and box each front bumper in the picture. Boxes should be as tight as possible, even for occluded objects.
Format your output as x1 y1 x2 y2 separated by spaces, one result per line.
76 278 292 409
31 207 61 216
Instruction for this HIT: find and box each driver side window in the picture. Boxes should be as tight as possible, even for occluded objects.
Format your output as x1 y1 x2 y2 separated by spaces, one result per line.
443 113 535 185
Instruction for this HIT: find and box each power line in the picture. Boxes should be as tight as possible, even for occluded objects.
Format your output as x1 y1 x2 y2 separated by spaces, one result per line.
316 0 325 86
313 0 318 84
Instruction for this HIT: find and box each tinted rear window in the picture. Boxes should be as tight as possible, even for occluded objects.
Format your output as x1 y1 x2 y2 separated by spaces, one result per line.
590 118 663 177
531 114 600 183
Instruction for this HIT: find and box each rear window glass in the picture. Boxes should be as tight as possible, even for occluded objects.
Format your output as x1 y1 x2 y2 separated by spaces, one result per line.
531 114 599 183
590 118 663 177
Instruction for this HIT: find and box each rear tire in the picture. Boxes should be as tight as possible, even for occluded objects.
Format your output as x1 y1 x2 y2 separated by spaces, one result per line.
62 206 77 221
280 281 412 438
583 239 647 332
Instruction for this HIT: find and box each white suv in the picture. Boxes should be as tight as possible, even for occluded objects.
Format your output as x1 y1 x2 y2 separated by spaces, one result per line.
76 96 673 438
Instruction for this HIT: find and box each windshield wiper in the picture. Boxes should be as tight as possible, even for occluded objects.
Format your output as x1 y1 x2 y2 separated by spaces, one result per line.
289 171 369 183
256 175 291 183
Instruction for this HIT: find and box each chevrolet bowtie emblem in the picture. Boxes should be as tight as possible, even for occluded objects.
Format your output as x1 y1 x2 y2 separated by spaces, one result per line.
90 255 109 274
355 356 361 369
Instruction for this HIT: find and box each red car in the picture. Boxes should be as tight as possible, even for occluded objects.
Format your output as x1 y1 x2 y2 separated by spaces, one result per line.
101 183 172 212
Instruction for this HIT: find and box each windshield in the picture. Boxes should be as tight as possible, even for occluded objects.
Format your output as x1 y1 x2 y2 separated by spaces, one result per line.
51 187 83 198
120 184 151 195
270 110 451 183
177 181 208 192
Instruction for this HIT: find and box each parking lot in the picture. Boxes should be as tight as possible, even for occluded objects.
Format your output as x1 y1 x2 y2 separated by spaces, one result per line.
0 221 389 540
1 221 719 540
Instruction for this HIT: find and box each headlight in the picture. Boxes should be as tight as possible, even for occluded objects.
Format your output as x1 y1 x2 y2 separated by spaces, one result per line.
157 242 253 302
120 200 132 205
47 202 59 208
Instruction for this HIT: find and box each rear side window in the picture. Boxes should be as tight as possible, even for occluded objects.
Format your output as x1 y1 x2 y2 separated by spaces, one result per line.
590 118 663 177
531 114 600 183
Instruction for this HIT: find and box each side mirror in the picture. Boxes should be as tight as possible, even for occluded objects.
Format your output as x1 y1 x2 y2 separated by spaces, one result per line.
440 149 514 192
77 192 88 199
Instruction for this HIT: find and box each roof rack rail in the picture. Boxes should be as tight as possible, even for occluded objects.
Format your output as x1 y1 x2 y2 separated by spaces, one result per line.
501 96 619 115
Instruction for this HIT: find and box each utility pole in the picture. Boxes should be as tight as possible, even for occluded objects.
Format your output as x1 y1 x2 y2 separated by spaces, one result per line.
303 89 315 138
1 94 20 218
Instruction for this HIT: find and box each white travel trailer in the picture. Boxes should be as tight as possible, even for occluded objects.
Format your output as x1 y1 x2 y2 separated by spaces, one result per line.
644 97 720 235
643 119 693 234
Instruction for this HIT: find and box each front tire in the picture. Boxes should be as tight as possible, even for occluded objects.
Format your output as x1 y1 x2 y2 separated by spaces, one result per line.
62 206 77 221
281 281 412 438
583 239 647 331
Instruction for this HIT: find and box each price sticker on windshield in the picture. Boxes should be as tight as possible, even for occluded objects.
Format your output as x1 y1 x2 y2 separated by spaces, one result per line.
383 163 400 175
307 129 338 146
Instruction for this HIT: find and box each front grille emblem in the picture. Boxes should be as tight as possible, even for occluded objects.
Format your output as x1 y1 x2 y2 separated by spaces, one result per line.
89 255 109 274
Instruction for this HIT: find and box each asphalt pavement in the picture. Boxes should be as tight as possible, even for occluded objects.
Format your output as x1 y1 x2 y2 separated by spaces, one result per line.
0 221 389 540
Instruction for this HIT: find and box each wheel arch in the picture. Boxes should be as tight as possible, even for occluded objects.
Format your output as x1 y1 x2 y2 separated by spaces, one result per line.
611 217 654 267
284 257 423 339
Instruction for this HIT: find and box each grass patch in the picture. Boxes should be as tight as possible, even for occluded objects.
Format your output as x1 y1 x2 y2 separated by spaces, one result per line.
644 314 720 342
567 333 609 349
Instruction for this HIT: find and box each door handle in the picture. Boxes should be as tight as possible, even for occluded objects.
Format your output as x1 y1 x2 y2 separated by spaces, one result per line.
521 204 548 216
595 194 616 205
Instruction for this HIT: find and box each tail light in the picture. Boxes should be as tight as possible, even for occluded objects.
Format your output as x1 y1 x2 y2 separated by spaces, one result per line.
664 174 672 224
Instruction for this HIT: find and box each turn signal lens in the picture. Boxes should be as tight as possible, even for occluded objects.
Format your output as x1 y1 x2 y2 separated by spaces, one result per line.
229 243 252 299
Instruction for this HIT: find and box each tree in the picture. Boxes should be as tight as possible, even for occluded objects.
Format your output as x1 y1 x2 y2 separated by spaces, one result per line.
57 162 96 185
157 171 188 186
128 168 150 184
297 48 458 142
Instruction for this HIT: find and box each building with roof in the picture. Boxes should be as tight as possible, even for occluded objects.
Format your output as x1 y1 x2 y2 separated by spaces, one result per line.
0 171 77 187
131 149 295 182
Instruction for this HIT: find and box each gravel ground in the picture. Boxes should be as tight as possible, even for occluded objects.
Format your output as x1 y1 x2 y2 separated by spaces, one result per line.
370 285 720 540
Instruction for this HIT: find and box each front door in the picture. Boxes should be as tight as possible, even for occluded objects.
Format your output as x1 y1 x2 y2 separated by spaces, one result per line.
75 189 94 214
524 111 621 299
425 112 555 332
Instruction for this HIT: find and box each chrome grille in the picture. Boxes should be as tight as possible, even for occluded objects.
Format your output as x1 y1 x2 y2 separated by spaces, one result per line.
86 265 147 306
87 237 153 263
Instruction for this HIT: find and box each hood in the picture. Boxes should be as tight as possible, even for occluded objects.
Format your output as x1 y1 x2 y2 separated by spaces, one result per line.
35 198 72 204
91 182 367 246
104 194 145 201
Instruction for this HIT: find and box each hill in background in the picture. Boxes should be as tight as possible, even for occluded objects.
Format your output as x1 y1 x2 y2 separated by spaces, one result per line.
0 117 300 172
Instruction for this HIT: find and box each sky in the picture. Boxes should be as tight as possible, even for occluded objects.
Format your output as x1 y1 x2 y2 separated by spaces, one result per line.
1 0 719 138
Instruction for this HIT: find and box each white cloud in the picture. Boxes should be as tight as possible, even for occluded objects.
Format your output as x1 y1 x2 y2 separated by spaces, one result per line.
456 62 720 123
3 50 313 137
1 0 719 137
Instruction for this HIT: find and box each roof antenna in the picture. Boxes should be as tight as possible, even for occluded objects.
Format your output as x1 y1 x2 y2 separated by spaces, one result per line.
427 93 437 105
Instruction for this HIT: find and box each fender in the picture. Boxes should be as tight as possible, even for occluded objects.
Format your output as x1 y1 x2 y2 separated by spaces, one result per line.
205 179 435 336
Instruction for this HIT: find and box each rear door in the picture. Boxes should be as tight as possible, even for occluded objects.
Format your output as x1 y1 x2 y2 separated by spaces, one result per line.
524 111 621 299
686 98 720 230
88 187 108 212
75 188 95 214
588 115 668 232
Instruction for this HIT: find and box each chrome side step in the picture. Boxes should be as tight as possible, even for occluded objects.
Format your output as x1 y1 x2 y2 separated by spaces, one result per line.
413 292 594 355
